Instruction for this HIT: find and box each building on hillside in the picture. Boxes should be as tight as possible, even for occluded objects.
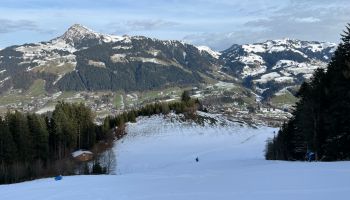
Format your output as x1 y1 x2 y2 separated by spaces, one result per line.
72 150 93 162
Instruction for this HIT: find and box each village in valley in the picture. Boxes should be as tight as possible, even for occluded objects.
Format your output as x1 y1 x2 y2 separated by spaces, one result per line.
0 80 292 127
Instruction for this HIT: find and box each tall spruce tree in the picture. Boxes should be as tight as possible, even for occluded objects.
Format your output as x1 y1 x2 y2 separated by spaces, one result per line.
0 118 17 164
27 114 49 162
6 111 32 162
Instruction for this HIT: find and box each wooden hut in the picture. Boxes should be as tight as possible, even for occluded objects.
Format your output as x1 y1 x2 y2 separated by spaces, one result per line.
72 150 93 162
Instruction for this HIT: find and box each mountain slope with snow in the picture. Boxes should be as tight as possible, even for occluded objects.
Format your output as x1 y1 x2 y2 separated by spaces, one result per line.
0 24 221 93
1 114 350 200
220 39 337 101
0 24 338 111
197 45 221 59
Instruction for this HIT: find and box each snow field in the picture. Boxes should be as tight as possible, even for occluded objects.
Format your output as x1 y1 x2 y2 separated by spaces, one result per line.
1 114 350 200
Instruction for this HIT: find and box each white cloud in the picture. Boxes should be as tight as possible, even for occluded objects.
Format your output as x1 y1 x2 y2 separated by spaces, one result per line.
108 19 180 33
293 17 321 23
0 19 38 33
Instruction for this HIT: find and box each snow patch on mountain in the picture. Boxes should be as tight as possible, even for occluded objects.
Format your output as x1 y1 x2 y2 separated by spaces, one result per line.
254 72 281 83
110 54 128 63
242 65 267 77
272 60 298 70
88 60 106 68
197 46 221 59
242 44 266 53
274 76 295 83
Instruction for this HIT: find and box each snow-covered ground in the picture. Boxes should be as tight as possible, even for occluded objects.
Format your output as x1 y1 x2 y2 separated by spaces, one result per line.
1 114 350 200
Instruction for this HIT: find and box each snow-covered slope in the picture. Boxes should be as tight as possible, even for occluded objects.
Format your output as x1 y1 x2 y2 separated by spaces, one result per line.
1 114 350 200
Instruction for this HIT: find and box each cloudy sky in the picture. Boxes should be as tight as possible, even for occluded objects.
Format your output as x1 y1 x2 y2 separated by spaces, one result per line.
0 0 349 50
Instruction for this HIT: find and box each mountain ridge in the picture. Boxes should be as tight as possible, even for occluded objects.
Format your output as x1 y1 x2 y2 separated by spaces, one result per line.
220 38 336 103
0 24 222 94
0 24 337 108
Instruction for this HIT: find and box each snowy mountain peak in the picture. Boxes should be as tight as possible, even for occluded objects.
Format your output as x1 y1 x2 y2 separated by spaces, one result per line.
54 24 127 49
69 23 90 30
58 24 100 45
68 24 92 33
197 46 221 59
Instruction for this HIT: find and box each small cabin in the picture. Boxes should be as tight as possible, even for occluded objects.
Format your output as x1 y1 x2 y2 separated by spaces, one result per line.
72 150 93 162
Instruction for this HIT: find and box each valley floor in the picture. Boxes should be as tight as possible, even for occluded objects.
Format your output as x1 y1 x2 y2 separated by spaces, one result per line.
1 114 350 200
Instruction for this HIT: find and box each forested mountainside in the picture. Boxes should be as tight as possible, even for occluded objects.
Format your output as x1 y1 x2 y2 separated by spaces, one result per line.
56 36 218 91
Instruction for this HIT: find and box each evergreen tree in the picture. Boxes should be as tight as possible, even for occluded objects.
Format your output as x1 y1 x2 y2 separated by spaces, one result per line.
6 111 32 162
27 114 49 162
161 103 170 115
52 104 76 159
181 90 191 102
0 118 17 164
127 110 136 123
92 161 104 174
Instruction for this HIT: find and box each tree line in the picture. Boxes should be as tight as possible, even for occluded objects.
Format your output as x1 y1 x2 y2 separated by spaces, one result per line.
265 24 350 161
104 90 201 135
0 91 201 184
0 102 111 184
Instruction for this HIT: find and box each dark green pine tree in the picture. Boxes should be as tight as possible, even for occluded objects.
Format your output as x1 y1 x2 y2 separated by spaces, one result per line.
6 111 33 162
127 110 136 123
294 68 326 159
51 103 76 159
0 117 17 164
27 114 49 162
92 161 104 174
181 90 191 102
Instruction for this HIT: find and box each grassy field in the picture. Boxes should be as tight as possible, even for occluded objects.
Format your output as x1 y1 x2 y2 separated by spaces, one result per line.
56 91 76 100
138 87 188 102
270 92 298 107
0 89 31 105
32 62 75 75
0 79 46 105
25 79 46 97
113 93 124 109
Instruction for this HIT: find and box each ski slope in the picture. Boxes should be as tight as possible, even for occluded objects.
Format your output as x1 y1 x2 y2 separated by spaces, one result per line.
1 114 350 200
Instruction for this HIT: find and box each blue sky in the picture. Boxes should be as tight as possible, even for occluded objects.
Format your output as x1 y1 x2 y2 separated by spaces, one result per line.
0 0 349 50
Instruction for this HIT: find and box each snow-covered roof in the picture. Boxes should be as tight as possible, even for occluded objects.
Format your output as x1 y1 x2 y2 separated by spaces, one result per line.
72 150 93 158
